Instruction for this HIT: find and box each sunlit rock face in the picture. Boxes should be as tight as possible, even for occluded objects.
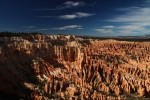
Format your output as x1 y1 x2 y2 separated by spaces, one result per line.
0 34 150 99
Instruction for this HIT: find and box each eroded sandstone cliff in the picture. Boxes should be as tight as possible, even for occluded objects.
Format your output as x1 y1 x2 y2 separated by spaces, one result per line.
0 34 150 100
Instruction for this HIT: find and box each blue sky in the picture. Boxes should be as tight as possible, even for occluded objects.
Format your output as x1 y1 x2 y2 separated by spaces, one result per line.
0 0 150 36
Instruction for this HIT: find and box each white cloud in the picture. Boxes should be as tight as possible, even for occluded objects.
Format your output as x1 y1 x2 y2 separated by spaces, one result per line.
59 12 95 19
105 3 150 35
64 1 84 7
96 1 150 36
59 15 77 19
116 25 146 35
109 7 150 24
52 25 83 30
39 12 95 19
94 25 116 36
95 23 149 36
115 7 141 11
102 25 115 29
34 1 85 11
59 1 85 9
21 26 50 31
117 25 145 30
94 25 116 35
95 28 113 33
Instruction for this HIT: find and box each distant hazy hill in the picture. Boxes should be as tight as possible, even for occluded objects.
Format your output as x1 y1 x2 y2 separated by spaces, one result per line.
0 32 150 41
145 34 150 37
0 32 43 37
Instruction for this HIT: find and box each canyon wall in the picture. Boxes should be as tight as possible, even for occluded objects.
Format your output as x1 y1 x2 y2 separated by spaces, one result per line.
0 34 150 99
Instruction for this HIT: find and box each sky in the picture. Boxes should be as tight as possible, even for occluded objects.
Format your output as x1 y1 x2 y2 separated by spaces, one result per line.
0 0 150 36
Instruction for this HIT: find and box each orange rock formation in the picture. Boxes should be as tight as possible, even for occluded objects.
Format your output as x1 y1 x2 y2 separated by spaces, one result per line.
0 34 150 99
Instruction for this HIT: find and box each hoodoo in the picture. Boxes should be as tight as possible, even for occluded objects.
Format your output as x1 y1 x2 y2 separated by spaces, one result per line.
0 34 150 99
